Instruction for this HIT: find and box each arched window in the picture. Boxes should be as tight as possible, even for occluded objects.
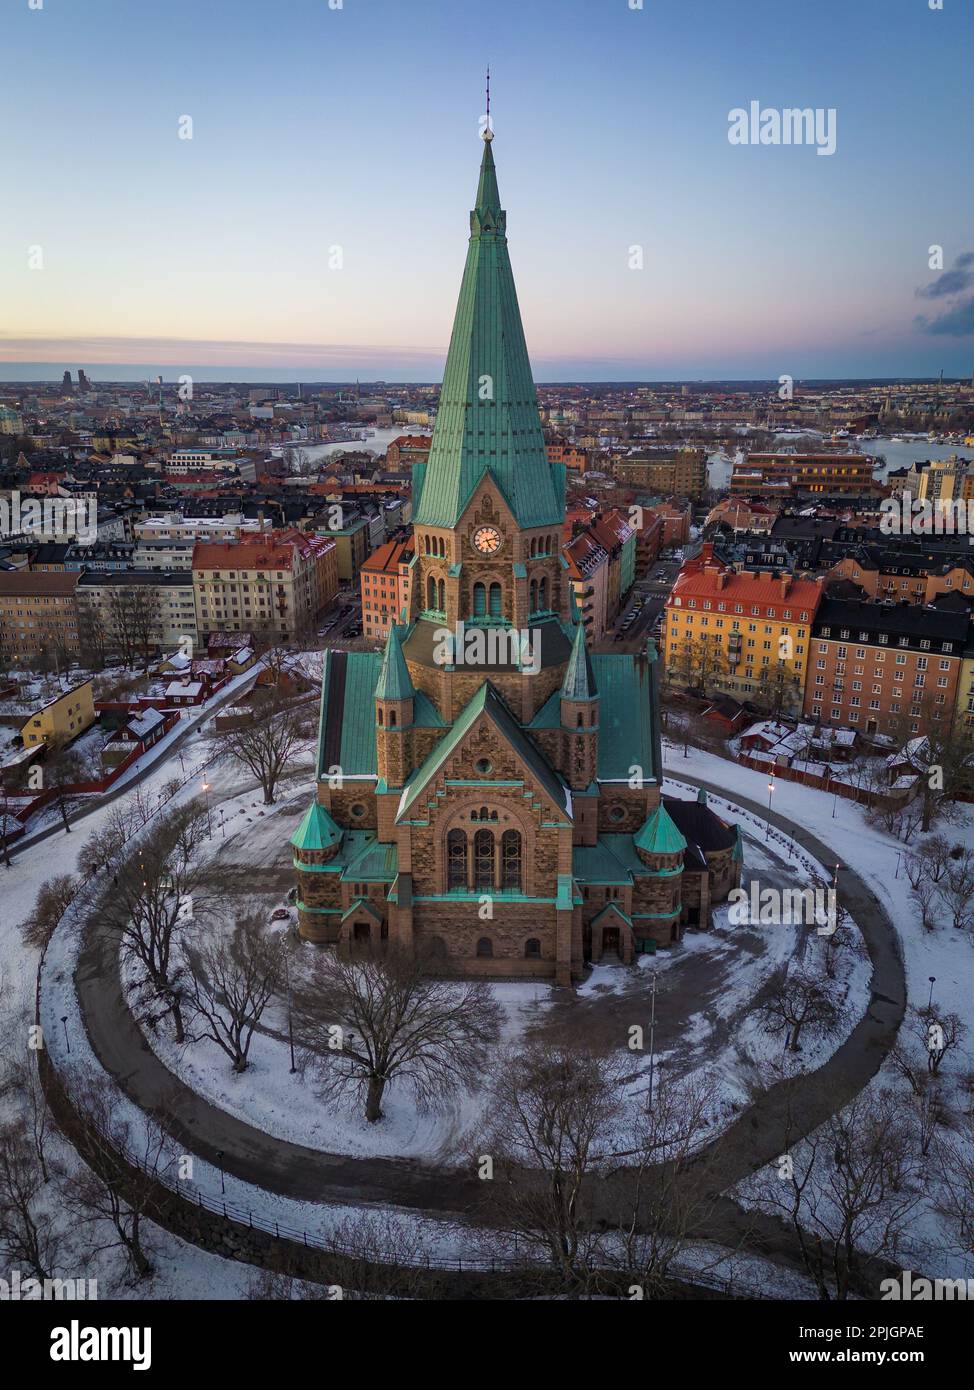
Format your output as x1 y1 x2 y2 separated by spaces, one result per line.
437 578 445 611
501 829 522 891
389 709 397 728
489 582 502 618
524 937 541 958
378 708 384 726
476 936 493 958
530 538 536 557
428 935 447 959
447 829 467 891
538 577 548 612
473 582 486 617
426 575 436 610
474 828 495 891
530 580 538 612
577 712 584 728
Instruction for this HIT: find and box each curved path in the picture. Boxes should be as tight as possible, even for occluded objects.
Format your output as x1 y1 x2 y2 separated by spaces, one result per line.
70 769 906 1240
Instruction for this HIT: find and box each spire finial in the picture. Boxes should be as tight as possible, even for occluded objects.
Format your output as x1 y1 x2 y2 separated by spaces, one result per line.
483 66 493 141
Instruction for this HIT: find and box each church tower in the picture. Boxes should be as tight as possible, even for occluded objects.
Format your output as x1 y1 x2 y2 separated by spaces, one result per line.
294 110 738 982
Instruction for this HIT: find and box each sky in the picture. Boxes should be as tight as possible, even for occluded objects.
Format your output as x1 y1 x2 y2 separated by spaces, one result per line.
1 0 973 382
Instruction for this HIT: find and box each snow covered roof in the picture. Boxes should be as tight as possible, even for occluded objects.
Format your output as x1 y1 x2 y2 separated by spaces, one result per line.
164 681 203 697
127 708 164 739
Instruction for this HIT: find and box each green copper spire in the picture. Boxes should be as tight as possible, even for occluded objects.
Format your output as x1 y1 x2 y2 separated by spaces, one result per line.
414 130 563 532
561 623 598 702
375 624 415 703
291 800 343 853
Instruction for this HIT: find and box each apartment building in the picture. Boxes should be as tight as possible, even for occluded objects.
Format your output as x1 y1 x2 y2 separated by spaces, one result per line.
0 571 80 661
133 512 271 544
730 453 878 500
192 530 338 642
613 448 707 499
360 537 414 640
77 571 199 652
564 530 610 640
804 597 968 736
664 546 823 710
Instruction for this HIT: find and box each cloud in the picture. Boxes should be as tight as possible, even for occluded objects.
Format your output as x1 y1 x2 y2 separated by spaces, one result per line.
916 295 974 337
914 251 974 335
916 267 974 300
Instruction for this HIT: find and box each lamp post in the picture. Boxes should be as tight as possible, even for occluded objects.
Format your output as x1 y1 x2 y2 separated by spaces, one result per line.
216 1150 225 1195
766 763 776 840
201 778 212 838
60 1015 70 1054
928 976 937 1011
647 972 658 1111
284 933 297 1074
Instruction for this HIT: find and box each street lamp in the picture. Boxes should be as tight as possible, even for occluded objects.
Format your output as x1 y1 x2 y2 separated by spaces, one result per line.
60 1015 70 1054
928 976 937 1010
766 763 776 840
216 1149 225 1195
201 778 212 838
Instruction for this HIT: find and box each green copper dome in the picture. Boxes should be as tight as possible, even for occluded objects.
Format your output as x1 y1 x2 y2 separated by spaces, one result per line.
414 135 564 532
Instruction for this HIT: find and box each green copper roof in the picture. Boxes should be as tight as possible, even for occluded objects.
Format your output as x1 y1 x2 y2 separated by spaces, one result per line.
413 137 563 531
397 681 571 823
592 651 661 784
375 623 415 703
561 624 598 702
291 799 343 853
634 803 688 856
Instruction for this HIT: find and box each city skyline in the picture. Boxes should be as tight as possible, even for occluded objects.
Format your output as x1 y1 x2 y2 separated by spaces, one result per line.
3 0 973 379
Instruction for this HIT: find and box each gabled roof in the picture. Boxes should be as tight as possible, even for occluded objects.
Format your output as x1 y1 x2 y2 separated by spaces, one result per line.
397 681 571 823
413 136 563 531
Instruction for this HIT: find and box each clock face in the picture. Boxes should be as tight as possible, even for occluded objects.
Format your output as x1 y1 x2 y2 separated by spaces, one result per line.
474 526 501 555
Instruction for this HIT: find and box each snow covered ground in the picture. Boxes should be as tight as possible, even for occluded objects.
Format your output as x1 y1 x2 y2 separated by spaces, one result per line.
662 741 974 1281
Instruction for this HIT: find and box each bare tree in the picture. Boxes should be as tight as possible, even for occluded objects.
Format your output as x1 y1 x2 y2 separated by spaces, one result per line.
935 1117 974 1257
186 915 281 1073
935 850 974 934
477 1043 627 1292
0 1120 61 1281
760 965 842 1053
18 873 78 951
610 1071 724 1297
219 690 307 805
250 1211 433 1301
62 1067 169 1281
103 803 212 1042
751 1089 921 1300
305 944 501 1123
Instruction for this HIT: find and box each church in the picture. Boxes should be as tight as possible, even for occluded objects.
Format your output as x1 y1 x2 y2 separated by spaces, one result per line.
291 125 742 985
